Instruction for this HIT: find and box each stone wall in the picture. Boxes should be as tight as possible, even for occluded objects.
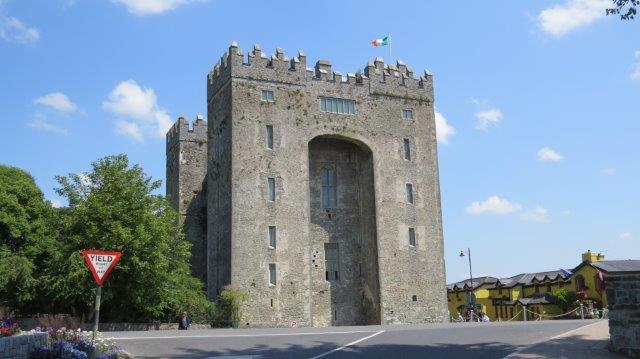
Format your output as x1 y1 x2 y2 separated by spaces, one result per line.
166 116 208 283
308 138 380 326
0 333 48 359
607 273 640 357
202 43 448 327
206 74 233 300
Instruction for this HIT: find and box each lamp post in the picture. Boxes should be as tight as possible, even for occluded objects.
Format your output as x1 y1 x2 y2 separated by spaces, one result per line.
460 248 475 321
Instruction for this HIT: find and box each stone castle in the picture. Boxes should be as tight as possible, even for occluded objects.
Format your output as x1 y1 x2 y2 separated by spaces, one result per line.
166 42 447 327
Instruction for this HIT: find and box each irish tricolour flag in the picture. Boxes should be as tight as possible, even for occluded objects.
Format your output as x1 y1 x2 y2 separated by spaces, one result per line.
371 35 389 47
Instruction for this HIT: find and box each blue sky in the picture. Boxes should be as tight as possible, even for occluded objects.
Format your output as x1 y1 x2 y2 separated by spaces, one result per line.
1 0 638 283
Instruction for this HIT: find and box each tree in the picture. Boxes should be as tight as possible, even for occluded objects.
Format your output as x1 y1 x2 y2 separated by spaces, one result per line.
217 286 248 326
47 154 211 322
0 165 57 313
553 287 577 312
607 0 638 20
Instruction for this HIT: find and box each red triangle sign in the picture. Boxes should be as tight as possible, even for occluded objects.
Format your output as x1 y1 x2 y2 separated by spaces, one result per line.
82 250 122 285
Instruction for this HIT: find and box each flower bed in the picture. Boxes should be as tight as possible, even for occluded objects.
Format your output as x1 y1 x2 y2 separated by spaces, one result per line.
26 328 132 359
0 316 21 337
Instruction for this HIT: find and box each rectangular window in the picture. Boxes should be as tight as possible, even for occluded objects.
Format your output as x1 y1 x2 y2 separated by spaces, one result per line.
402 109 414 119
266 125 273 149
268 263 276 285
319 97 356 115
324 243 339 281
267 177 275 201
321 167 337 208
409 227 416 247
268 226 276 248
403 138 411 160
405 183 414 204
408 227 416 247
261 90 275 102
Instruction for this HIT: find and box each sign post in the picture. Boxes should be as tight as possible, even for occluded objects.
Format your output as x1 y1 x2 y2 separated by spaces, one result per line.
82 250 122 341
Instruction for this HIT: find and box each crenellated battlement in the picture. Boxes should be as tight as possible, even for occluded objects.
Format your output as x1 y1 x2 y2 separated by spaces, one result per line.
207 42 434 103
166 115 208 151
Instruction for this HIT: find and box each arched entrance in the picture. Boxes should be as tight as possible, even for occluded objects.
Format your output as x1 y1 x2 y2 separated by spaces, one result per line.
307 135 381 326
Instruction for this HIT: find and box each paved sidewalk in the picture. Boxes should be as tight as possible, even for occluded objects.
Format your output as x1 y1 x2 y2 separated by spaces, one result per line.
509 320 624 359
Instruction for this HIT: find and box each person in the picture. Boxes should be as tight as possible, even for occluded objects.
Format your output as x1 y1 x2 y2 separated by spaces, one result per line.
178 310 191 330
456 311 464 322
482 313 490 322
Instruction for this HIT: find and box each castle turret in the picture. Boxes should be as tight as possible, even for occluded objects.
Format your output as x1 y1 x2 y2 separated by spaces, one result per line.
166 115 208 282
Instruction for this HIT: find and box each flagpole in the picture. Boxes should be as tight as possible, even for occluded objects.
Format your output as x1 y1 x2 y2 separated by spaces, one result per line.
388 33 392 62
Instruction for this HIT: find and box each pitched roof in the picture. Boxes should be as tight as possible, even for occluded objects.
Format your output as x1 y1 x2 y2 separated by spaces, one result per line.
447 276 499 291
493 270 568 289
592 260 640 273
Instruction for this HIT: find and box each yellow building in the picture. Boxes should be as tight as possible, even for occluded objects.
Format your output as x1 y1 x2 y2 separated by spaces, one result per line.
569 250 608 308
447 272 567 321
447 251 633 321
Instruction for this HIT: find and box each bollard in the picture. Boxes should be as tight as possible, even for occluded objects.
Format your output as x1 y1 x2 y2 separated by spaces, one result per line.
580 303 584 320
523 306 527 321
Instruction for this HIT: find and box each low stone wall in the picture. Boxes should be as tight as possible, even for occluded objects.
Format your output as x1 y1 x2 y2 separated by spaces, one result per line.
16 317 212 332
0 333 48 359
607 273 640 357
90 323 211 331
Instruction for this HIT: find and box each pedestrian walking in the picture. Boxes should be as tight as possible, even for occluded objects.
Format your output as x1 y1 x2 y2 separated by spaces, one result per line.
456 311 464 322
178 310 191 330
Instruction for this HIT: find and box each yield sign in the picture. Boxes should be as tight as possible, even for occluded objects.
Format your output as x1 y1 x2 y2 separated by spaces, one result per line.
82 250 122 285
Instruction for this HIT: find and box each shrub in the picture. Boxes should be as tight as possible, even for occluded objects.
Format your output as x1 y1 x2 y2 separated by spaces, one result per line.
0 315 20 337
553 288 578 312
216 287 248 325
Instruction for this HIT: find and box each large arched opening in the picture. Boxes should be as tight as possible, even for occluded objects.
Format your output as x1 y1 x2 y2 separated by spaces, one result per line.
308 135 381 326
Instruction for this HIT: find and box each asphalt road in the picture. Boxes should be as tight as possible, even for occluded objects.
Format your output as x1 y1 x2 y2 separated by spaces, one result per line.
110 319 603 359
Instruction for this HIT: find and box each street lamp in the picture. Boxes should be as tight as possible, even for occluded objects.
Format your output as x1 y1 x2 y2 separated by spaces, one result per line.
459 248 473 290
460 248 476 321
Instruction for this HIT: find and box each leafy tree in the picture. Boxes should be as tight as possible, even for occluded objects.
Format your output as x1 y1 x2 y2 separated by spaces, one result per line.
216 286 248 327
553 287 577 312
46 154 211 322
607 0 638 20
0 165 57 312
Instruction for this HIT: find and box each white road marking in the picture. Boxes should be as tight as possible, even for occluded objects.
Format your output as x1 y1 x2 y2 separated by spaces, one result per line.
307 330 385 359
502 321 604 358
113 329 379 341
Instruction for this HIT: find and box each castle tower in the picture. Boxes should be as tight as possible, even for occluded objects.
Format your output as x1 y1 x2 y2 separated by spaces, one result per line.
201 43 448 327
166 115 208 283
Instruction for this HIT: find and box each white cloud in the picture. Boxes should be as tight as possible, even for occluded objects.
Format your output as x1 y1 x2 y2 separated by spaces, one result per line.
475 108 502 131
49 198 64 208
466 196 522 215
28 118 68 135
435 109 455 144
620 232 632 240
537 147 564 162
520 205 550 223
115 120 144 142
153 110 173 138
111 0 200 15
538 0 609 37
0 15 39 44
467 196 552 224
34 92 79 113
631 50 640 80
104 80 157 119
103 79 173 141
